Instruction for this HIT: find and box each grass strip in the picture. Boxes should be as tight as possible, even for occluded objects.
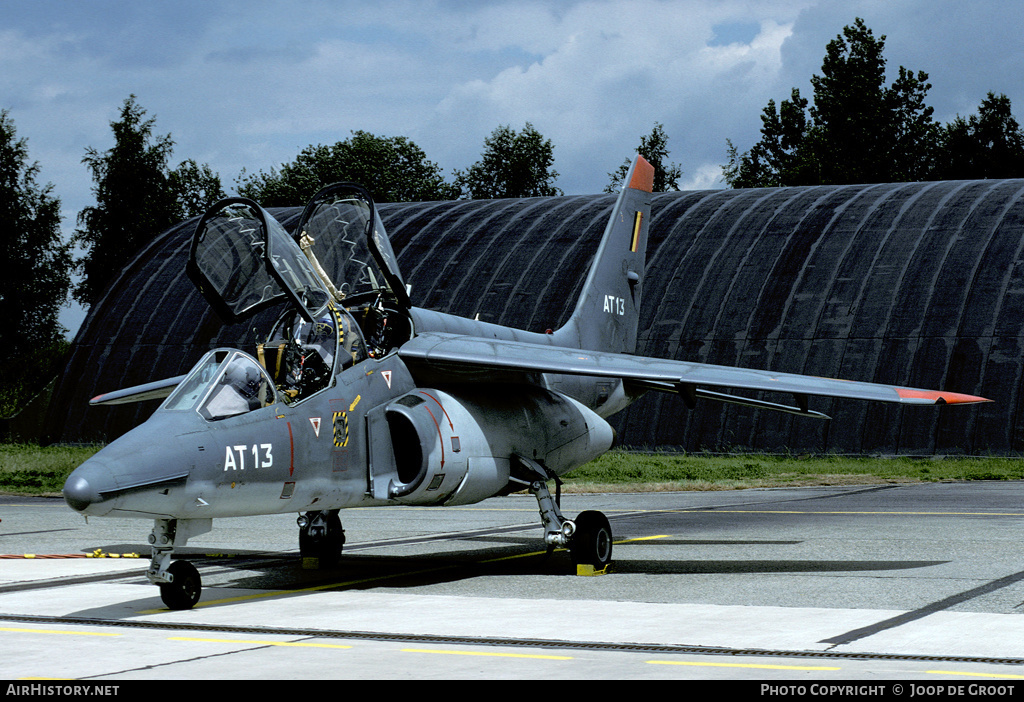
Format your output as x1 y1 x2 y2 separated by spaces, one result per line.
2 444 1023 496
560 450 1024 493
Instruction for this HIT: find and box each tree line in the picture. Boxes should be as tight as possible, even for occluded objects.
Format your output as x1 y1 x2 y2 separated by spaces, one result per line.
3 17 1022 418
0 95 678 417
724 18 1024 187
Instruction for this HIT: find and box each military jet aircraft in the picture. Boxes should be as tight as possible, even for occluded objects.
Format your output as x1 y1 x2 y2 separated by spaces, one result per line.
63 156 990 609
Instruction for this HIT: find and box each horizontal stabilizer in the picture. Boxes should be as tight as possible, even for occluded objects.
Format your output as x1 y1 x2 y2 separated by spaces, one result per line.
400 332 991 409
89 375 186 406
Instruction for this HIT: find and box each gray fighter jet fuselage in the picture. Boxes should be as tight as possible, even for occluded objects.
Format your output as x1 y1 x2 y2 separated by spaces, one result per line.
63 156 989 609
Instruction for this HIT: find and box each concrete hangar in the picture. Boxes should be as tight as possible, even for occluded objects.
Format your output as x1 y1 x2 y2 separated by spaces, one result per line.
47 179 1024 455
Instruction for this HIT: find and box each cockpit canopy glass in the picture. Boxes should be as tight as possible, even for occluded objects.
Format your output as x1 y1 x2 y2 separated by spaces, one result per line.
294 183 410 309
161 349 276 420
188 199 331 324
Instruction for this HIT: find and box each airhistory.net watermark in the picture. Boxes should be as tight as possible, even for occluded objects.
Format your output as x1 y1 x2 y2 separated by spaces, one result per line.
6 684 119 697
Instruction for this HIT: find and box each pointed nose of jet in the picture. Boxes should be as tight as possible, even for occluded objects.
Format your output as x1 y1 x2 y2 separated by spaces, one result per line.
63 475 96 512
63 458 116 515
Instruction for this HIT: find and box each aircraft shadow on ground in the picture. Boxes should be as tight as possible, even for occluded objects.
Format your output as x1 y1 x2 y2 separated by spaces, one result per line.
61 536 950 621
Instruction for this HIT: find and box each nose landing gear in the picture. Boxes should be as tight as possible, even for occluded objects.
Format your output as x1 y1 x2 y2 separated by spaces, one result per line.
146 518 212 610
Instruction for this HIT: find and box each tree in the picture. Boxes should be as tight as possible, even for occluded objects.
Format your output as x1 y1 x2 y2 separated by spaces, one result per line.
934 93 1024 180
806 17 890 183
455 123 561 199
72 96 225 305
606 123 683 192
724 89 811 187
72 96 179 306
0 110 72 415
724 18 938 187
885 66 940 182
170 159 226 219
237 131 457 206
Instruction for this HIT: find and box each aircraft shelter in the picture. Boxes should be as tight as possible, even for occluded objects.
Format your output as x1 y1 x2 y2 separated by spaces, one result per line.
43 179 1024 455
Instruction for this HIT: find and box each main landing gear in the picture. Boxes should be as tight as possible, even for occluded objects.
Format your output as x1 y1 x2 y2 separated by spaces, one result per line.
521 457 613 571
146 518 211 610
298 509 345 569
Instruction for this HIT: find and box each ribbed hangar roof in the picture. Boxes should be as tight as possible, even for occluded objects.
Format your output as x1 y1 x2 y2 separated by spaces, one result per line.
47 180 1024 454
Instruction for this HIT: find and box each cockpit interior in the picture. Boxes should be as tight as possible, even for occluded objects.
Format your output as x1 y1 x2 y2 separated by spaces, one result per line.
187 182 413 412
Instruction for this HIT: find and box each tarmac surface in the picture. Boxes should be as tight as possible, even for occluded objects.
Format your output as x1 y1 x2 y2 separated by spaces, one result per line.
2 482 1024 681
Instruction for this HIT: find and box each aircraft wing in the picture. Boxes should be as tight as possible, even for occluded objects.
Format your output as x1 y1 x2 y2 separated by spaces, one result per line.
89 375 186 406
398 332 990 417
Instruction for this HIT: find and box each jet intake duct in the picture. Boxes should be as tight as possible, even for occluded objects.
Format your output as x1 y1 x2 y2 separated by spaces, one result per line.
373 387 613 507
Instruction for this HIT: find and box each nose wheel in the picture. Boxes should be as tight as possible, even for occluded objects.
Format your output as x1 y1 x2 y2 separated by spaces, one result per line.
159 560 202 610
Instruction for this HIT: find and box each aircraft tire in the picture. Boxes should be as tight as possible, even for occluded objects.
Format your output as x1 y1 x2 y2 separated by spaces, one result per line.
569 510 613 569
299 510 345 568
159 560 202 610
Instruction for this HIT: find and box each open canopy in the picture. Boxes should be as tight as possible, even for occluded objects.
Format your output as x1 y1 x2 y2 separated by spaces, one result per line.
188 198 332 324
292 182 410 309
188 185 409 326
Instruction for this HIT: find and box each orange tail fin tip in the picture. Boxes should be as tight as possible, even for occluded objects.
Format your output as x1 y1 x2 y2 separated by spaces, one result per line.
629 156 655 193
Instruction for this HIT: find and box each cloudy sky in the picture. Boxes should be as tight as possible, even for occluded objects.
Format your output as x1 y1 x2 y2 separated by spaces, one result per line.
3 0 1023 334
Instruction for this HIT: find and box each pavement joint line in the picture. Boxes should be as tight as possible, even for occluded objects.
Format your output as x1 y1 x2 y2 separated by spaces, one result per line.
821 568 1024 646
169 636 353 649
5 612 1024 668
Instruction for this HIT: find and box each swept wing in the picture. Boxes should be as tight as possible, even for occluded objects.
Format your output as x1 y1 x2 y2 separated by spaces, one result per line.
399 332 990 417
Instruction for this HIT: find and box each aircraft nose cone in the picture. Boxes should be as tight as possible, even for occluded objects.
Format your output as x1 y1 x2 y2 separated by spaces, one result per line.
62 474 101 513
63 474 98 512
63 459 115 514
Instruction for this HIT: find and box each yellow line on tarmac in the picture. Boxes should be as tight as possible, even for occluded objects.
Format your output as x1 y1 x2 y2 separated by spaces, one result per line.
0 627 120 637
403 648 572 660
647 660 841 671
927 670 1024 680
170 637 351 649
683 509 1024 516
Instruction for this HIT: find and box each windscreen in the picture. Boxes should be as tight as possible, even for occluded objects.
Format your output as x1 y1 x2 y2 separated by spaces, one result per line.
161 349 277 419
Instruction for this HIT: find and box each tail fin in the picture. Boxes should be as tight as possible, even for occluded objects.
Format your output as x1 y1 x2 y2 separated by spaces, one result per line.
552 155 653 354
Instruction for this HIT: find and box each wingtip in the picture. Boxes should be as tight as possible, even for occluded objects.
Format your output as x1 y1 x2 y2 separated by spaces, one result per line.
895 388 992 405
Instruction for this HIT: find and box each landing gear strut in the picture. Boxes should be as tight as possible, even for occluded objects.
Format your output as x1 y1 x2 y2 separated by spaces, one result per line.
146 518 212 610
298 509 345 569
521 457 613 571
